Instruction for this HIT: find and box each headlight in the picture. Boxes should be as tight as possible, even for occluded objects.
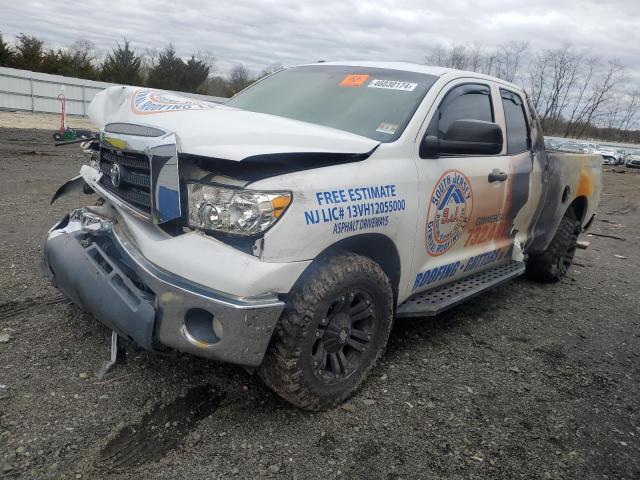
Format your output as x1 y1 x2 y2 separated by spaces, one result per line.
187 183 291 235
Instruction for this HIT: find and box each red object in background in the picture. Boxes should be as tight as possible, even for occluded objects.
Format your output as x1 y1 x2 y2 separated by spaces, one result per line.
58 94 66 134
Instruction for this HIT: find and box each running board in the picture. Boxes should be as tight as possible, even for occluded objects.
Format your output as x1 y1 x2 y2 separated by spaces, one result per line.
396 261 526 318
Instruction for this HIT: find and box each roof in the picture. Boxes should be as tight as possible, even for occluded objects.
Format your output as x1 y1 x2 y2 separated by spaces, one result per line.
299 61 523 91
311 61 454 77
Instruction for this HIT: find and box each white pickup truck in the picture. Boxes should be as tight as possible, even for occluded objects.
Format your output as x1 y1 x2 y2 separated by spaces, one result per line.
43 62 602 410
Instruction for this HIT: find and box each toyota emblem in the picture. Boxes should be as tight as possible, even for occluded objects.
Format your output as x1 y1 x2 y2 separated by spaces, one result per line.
110 163 121 188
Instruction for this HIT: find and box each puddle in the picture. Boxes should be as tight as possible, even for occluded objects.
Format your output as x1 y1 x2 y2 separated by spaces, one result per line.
97 385 221 470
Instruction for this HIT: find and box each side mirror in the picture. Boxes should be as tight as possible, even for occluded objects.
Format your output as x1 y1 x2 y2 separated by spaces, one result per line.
422 119 503 158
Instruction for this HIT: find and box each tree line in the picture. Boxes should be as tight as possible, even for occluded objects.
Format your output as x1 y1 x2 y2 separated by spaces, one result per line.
0 32 281 96
426 42 640 143
1 32 638 143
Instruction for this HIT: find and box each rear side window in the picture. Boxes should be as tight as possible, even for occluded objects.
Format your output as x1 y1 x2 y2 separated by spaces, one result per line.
500 89 530 154
426 84 494 138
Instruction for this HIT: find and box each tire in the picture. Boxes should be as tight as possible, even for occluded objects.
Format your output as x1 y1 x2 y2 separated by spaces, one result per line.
259 252 394 410
526 210 581 282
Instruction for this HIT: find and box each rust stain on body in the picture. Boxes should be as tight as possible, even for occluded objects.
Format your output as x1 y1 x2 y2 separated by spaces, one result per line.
576 167 595 197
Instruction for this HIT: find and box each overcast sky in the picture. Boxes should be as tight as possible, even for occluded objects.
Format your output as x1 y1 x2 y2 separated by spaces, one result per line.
2 0 639 78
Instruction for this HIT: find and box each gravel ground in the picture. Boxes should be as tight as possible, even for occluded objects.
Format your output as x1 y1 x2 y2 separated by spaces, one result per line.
0 127 639 480
0 112 95 131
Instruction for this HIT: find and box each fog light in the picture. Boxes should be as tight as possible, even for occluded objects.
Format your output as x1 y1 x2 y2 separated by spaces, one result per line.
183 308 221 346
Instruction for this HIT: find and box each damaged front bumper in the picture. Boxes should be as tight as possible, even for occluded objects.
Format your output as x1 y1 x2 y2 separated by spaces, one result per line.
42 207 284 366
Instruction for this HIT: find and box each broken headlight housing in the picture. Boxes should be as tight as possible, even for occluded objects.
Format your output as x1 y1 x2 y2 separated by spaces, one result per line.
186 183 291 236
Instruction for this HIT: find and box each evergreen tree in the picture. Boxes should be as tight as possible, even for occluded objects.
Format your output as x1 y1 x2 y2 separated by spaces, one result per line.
100 39 142 85
0 32 14 67
56 40 97 79
182 55 209 92
13 33 45 71
146 44 185 91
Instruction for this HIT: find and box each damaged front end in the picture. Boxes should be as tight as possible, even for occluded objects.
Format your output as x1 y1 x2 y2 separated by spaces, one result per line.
44 86 374 365
42 205 285 366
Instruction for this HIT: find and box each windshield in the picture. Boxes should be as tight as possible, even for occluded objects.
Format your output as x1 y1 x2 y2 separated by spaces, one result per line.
225 65 438 142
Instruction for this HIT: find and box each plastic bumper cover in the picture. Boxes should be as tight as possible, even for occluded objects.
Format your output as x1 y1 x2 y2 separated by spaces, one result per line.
42 208 285 366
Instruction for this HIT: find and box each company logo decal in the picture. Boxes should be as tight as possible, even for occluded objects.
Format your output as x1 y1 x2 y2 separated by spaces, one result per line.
426 170 473 256
131 90 216 115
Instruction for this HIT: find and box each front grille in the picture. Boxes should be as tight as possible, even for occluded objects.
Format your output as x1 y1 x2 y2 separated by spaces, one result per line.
98 148 152 214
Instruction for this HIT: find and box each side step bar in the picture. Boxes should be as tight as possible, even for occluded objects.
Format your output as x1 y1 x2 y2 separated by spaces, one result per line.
396 261 526 318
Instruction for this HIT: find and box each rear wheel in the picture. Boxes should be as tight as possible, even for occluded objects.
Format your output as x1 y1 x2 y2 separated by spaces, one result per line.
259 252 393 410
526 210 581 282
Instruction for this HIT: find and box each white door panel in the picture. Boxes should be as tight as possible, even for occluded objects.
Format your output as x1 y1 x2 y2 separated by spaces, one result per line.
410 80 515 295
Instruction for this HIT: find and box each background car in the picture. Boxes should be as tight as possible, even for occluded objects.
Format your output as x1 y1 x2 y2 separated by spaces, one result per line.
598 147 622 165
625 154 640 168
557 141 587 153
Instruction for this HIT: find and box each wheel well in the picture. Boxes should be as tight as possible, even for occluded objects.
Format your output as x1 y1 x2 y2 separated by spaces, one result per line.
318 234 401 303
568 196 588 223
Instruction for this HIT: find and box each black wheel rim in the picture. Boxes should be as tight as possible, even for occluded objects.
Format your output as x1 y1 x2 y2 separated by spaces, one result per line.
311 289 376 384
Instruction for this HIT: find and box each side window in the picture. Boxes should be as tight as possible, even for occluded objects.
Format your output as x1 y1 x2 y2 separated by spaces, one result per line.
500 89 530 154
426 84 494 139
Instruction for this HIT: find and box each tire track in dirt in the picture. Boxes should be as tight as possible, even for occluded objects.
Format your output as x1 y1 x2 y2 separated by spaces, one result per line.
0 294 70 321
95 385 222 472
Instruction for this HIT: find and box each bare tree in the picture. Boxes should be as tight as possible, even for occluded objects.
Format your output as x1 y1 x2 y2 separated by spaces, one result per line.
425 44 472 70
205 75 233 97
533 44 581 133
561 54 596 137
571 61 625 138
425 44 448 67
467 43 485 73
604 94 622 130
494 41 529 82
259 63 284 78
618 88 640 134
228 63 253 94
525 49 551 111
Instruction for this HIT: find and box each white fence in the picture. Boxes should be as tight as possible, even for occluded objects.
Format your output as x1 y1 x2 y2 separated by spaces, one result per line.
0 67 226 116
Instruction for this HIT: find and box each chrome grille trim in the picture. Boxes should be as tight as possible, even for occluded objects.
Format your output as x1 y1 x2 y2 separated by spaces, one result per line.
99 148 152 214
97 129 181 224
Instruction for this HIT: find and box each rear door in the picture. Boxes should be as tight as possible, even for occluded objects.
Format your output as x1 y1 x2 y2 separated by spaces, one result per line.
498 87 537 250
410 80 513 294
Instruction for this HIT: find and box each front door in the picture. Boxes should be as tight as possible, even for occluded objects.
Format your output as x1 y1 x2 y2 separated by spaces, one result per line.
410 81 514 294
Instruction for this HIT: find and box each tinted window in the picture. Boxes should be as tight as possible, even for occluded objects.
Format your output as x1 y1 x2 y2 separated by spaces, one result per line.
501 89 529 154
426 84 493 138
226 65 438 143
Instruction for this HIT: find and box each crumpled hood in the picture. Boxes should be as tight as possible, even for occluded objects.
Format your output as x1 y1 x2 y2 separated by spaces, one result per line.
88 86 379 161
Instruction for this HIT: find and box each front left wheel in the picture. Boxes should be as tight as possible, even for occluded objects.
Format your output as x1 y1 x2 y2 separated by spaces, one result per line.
259 252 394 411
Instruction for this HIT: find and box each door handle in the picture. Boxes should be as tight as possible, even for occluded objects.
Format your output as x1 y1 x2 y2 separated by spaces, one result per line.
488 169 508 183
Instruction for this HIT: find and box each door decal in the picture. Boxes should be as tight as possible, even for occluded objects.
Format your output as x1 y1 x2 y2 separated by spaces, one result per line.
426 169 473 256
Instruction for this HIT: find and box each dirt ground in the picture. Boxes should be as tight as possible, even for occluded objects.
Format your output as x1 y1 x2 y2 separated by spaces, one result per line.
0 111 95 131
0 125 639 480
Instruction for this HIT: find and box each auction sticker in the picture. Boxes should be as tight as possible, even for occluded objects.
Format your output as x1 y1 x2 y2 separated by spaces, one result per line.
368 79 417 91
339 74 370 87
376 122 398 135
426 170 473 256
131 89 216 115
